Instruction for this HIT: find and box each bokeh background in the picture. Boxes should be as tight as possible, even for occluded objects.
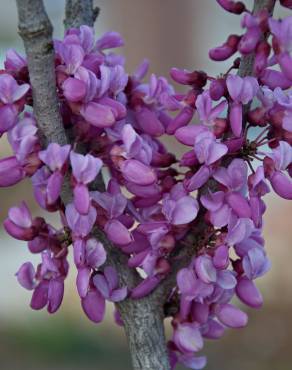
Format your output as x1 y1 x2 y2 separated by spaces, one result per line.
0 1 291 369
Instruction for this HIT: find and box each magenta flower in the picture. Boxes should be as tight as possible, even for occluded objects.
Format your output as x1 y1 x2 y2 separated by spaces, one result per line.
269 17 292 80
80 101 116 127
216 303 248 328
0 156 24 187
265 141 292 199
213 158 248 192
93 266 128 302
194 130 228 165
238 12 262 55
8 114 38 162
120 159 157 186
0 104 17 136
131 275 162 299
4 202 36 241
216 0 246 14
104 219 132 246
28 251 68 314
242 247 271 279
62 77 87 102
16 262 36 290
274 88 292 132
39 143 71 172
4 49 26 71
95 31 124 51
162 184 199 225
65 203 97 238
81 289 105 323
185 165 212 192
121 124 152 165
92 180 127 219
195 91 227 126
209 34 241 61
236 276 263 308
0 73 29 104
70 151 103 214
173 322 204 353
134 106 165 137
74 238 106 269
226 75 259 136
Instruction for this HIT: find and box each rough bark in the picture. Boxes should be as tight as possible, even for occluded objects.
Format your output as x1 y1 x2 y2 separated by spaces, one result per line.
64 0 99 29
16 0 67 147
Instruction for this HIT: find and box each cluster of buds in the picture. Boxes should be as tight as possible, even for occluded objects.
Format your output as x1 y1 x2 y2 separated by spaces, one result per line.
0 2 291 369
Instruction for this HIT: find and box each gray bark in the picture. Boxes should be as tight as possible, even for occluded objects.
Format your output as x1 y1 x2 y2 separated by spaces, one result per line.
64 0 99 29
16 0 67 147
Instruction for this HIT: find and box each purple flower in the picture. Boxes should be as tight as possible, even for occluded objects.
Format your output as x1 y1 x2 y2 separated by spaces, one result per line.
92 179 127 219
209 34 241 61
194 255 217 284
269 17 292 80
32 167 63 208
185 165 212 192
16 262 36 290
236 277 263 308
0 104 17 136
62 77 87 102
226 217 254 245
216 303 248 328
173 323 204 353
95 31 124 51
226 75 259 137
70 151 103 214
195 91 227 126
93 266 127 302
238 13 262 55
135 106 165 137
120 159 157 186
4 202 35 241
80 102 116 127
39 143 71 172
0 73 29 104
29 251 68 314
4 49 26 71
242 247 271 279
81 289 105 323
104 219 132 246
194 130 228 165
213 158 248 192
162 184 199 225
121 124 153 165
8 114 38 162
65 203 97 237
265 141 292 199
0 156 24 187
175 123 206 147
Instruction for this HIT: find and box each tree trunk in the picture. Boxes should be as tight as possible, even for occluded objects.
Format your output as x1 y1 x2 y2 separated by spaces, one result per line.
119 299 170 370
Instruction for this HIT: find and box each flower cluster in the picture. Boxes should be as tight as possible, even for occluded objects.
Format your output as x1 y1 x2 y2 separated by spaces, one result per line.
1 2 292 369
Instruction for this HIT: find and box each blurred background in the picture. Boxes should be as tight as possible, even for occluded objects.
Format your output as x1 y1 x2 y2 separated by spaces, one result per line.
0 1 291 369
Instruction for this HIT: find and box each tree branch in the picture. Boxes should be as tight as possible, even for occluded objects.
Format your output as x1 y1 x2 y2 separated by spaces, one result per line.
16 0 67 147
64 0 99 29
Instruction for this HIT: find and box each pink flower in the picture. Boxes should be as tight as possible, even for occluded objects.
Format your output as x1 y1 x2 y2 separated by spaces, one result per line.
226 75 259 137
0 74 29 104
70 151 103 214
